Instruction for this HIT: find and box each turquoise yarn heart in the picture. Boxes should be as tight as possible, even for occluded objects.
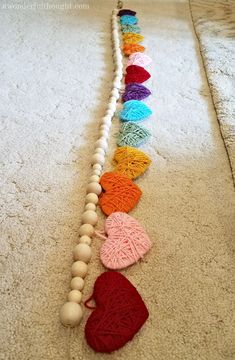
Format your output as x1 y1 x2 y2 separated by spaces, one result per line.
120 15 138 26
119 100 152 122
121 25 141 33
117 122 151 147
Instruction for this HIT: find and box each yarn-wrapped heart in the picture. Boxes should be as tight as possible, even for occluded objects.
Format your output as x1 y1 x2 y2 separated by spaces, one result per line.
117 122 151 147
121 24 141 34
123 44 145 56
119 100 152 122
85 271 149 353
100 212 152 270
120 15 138 26
122 83 151 102
127 52 152 67
118 9 136 16
123 33 144 44
125 65 150 84
99 172 142 215
113 146 151 179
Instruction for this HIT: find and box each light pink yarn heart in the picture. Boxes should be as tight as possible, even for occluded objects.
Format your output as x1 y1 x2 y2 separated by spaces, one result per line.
100 212 152 270
127 52 152 68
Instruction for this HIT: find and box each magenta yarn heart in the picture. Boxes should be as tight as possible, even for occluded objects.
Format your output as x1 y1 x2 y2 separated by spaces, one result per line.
127 52 152 68
100 212 152 270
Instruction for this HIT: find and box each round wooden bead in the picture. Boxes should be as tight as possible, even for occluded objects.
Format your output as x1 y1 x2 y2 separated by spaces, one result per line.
85 193 98 204
73 243 92 263
92 169 101 176
89 175 100 183
71 261 88 278
70 276 84 290
86 182 102 195
107 102 116 112
99 129 109 138
60 302 83 327
81 210 98 226
85 203 96 211
95 147 105 155
78 224 94 237
93 163 102 171
95 138 108 150
111 88 119 98
79 235 92 245
68 290 82 303
100 124 110 132
91 153 105 166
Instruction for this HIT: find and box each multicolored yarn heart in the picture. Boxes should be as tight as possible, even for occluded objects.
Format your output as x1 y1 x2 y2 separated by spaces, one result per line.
99 172 142 215
100 212 152 270
123 33 144 44
113 146 151 179
120 15 138 26
122 83 151 102
121 24 141 33
118 9 136 16
117 122 151 147
127 52 152 67
123 44 145 56
125 65 150 84
119 100 152 122
85 271 149 353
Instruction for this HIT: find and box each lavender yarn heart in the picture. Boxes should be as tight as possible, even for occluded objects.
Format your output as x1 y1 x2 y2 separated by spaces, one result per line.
122 83 151 102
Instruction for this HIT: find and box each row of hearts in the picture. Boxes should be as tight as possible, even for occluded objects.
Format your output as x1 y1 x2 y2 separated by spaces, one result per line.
84 9 153 353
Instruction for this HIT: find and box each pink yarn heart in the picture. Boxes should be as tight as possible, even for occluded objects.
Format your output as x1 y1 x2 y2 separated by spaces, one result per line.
99 212 152 270
127 52 152 68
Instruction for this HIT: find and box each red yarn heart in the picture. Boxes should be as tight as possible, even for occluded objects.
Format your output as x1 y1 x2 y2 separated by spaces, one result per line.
85 271 149 353
125 65 151 84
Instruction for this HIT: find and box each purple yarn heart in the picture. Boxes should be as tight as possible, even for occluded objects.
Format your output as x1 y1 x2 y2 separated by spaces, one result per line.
122 83 151 102
118 9 136 16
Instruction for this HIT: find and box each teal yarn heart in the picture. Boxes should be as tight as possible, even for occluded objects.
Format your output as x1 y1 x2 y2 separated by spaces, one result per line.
119 100 152 122
121 25 141 33
120 15 138 26
117 122 151 147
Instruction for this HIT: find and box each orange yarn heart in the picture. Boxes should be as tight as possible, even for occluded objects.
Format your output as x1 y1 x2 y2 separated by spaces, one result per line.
123 44 145 56
122 33 144 44
113 146 151 179
99 172 142 216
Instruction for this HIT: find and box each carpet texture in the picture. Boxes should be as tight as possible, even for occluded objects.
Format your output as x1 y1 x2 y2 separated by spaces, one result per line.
0 1 235 359
190 0 235 183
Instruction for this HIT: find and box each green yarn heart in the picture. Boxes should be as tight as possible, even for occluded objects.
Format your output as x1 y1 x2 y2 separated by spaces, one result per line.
117 122 151 148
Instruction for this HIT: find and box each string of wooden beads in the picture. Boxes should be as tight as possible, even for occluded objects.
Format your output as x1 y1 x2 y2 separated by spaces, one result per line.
59 6 123 327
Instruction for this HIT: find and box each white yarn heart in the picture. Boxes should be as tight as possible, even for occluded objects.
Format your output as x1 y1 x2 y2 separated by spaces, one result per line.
127 52 152 67
100 212 152 270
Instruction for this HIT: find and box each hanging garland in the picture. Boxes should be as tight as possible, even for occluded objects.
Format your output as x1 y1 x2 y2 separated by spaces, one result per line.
59 2 153 353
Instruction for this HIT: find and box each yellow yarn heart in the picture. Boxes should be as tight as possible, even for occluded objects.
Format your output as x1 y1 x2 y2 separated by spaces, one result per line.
122 33 144 44
113 146 151 180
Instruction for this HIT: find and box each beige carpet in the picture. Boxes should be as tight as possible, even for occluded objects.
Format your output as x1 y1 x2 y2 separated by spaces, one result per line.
190 0 235 183
0 1 234 359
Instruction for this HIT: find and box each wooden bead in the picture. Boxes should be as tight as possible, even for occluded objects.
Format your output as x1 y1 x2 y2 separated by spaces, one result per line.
81 210 98 226
91 153 105 166
95 138 108 150
85 193 98 204
73 243 92 263
79 235 92 245
95 147 105 155
78 224 94 237
85 203 96 211
70 276 84 290
86 182 102 195
68 290 82 303
89 175 100 183
99 129 109 138
60 302 83 327
93 163 102 171
71 261 88 278
92 169 101 176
